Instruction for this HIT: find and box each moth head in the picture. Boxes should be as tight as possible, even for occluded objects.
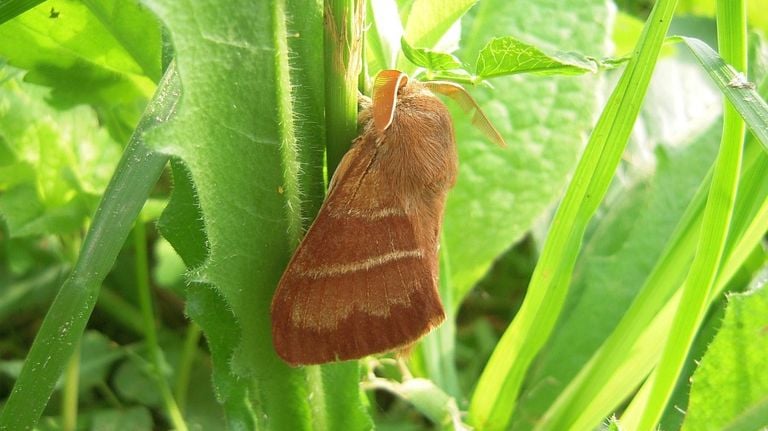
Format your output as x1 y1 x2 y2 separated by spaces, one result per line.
370 70 507 148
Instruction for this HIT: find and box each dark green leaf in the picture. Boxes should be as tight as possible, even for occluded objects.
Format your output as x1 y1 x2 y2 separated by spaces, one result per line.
157 160 207 269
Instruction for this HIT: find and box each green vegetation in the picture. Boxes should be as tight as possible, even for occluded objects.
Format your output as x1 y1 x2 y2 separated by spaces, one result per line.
0 0 766 429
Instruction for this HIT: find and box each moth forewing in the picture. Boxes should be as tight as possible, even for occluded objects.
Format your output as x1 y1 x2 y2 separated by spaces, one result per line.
372 70 409 133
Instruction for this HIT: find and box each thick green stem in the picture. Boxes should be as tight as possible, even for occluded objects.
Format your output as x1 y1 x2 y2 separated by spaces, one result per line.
324 0 363 175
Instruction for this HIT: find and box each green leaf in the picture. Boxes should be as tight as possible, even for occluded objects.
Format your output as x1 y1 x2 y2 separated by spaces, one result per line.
145 0 303 423
184 282 251 428
0 0 161 140
0 75 121 237
113 353 163 408
476 37 598 78
678 36 768 152
143 0 371 429
0 264 66 321
0 184 45 235
682 275 768 431
445 0 611 309
401 37 465 71
157 160 207 269
70 331 125 393
396 0 478 71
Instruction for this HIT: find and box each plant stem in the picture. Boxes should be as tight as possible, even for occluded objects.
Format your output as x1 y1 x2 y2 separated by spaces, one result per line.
62 341 80 431
133 219 188 431
174 322 202 413
324 0 364 175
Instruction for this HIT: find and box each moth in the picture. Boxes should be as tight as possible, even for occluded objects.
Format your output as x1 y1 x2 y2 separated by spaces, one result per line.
271 70 504 366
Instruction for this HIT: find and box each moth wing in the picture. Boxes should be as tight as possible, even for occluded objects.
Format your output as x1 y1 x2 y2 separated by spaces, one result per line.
372 70 409 133
271 141 445 366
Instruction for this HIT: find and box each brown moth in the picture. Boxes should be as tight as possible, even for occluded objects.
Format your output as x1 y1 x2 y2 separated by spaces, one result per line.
271 70 504 366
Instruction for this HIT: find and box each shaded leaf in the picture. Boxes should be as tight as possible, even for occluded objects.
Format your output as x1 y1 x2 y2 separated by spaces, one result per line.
157 160 206 269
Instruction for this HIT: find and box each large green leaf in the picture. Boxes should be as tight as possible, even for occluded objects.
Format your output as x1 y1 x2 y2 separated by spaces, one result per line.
445 0 611 305
682 275 768 431
142 0 370 429
140 0 305 426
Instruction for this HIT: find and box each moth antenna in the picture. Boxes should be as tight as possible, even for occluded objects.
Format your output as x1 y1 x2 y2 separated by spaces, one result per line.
423 81 507 148
372 70 409 133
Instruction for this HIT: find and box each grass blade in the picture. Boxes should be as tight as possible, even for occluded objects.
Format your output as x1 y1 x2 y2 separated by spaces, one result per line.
633 1 748 428
0 63 177 430
678 36 768 151
467 0 679 429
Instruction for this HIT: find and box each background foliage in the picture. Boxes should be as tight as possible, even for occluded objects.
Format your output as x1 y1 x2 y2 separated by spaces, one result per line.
1 0 767 430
